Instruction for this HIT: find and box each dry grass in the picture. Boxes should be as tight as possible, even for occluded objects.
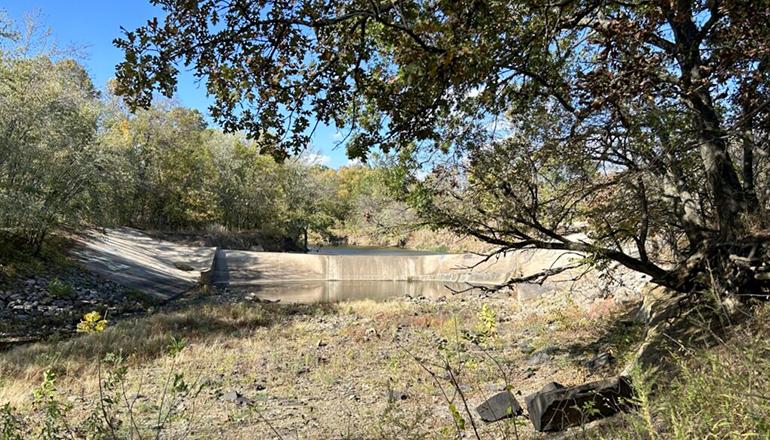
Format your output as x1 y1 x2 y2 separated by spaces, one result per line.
0 289 639 439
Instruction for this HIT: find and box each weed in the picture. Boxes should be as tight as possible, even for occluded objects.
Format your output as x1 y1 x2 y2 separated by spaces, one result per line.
47 278 74 299
475 304 497 345
0 403 24 440
76 311 108 334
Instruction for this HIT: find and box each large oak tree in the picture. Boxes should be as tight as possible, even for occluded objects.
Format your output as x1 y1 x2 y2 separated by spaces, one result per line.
115 0 770 295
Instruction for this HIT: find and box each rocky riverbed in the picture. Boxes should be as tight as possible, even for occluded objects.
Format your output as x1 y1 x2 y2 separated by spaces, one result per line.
0 266 155 345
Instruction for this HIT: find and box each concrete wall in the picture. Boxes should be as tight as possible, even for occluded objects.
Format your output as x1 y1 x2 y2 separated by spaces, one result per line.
216 248 579 287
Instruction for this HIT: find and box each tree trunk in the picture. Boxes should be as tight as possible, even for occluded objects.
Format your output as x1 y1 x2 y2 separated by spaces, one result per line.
665 2 745 239
741 104 759 213
686 70 745 238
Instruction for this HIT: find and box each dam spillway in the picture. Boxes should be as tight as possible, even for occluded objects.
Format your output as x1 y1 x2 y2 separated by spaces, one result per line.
210 248 572 288
74 228 582 302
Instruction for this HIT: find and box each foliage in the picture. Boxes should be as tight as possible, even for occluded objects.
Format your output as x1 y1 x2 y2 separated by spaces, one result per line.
476 304 496 338
76 311 108 334
0 12 414 256
0 21 102 248
448 403 466 431
590 305 770 439
32 369 72 439
0 340 204 439
47 278 74 299
114 0 770 294
98 96 404 248
0 403 23 440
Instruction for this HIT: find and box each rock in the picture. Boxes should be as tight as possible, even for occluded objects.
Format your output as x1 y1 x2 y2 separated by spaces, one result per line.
223 391 253 406
585 352 614 371
539 382 565 393
476 391 523 422
174 262 196 271
527 347 556 366
525 376 634 432
483 383 505 393
519 341 536 355
317 340 327 348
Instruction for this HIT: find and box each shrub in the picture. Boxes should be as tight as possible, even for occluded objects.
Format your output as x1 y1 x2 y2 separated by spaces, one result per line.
76 311 108 334
47 278 74 299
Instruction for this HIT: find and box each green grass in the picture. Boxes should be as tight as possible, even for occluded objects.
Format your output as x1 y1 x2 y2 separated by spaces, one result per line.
589 302 770 439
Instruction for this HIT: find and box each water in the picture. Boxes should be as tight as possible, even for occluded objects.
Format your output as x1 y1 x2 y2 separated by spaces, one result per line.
229 280 478 304
308 246 447 256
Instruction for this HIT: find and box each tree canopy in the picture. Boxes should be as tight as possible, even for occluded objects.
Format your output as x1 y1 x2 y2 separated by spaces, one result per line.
115 0 770 294
0 12 414 254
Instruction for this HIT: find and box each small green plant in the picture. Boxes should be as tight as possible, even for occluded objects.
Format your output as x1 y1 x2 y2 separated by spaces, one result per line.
470 303 497 346
76 311 108 333
47 278 74 299
32 369 72 439
167 336 187 357
448 403 466 430
1 403 24 440
575 400 601 432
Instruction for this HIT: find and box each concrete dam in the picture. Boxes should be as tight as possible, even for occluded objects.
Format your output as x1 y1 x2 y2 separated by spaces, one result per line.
75 228 583 302
209 248 578 299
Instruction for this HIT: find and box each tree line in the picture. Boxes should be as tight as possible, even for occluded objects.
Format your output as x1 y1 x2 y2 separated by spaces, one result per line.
0 16 407 252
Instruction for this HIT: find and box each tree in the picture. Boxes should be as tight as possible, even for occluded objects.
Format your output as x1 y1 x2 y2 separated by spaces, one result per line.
100 100 219 229
333 160 417 245
115 1 770 295
0 26 102 249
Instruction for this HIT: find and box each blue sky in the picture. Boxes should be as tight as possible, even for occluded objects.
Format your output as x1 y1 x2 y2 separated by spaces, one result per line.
3 0 349 168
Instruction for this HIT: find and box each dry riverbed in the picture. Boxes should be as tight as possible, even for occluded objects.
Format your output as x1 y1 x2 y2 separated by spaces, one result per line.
0 287 644 439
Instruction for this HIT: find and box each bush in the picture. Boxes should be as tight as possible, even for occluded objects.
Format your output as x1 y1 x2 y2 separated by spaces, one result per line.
47 278 75 299
0 338 204 439
76 311 108 334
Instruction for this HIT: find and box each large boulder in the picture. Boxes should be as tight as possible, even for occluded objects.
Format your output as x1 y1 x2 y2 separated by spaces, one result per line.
476 391 523 422
525 376 634 432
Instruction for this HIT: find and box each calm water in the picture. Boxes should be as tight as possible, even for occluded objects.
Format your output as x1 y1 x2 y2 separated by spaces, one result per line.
230 280 478 304
308 246 448 256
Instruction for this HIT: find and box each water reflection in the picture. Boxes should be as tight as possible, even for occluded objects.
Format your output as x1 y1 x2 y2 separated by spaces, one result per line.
308 246 445 256
230 280 477 304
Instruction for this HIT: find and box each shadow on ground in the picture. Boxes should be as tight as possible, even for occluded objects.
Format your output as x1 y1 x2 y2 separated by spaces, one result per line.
0 290 338 379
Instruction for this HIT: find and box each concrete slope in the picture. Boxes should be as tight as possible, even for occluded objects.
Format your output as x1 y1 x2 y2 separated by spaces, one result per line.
72 228 216 300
